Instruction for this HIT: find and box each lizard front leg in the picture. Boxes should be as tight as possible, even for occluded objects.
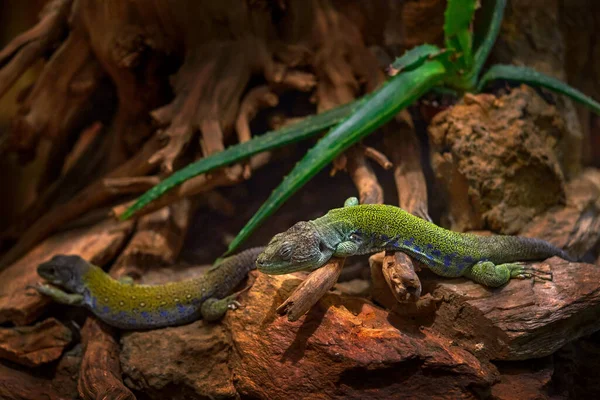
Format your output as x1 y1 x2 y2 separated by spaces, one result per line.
33 284 84 306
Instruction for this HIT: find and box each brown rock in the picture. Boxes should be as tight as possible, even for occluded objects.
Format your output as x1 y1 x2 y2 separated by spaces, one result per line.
428 87 570 234
0 363 64 400
553 331 600 399
490 358 557 400
521 168 600 261
229 272 497 399
0 219 134 325
120 321 236 400
426 258 600 361
0 317 72 367
119 262 238 400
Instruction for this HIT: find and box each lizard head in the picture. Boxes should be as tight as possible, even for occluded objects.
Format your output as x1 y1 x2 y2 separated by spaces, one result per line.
37 255 92 294
256 221 333 274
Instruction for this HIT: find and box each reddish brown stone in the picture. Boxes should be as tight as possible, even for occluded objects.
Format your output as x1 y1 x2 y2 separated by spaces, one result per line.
491 360 557 400
427 258 600 361
428 87 571 234
0 317 72 366
228 273 497 400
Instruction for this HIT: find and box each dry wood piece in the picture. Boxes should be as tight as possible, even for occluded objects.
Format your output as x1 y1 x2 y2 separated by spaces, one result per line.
0 317 72 367
78 319 135 400
382 251 422 301
78 200 194 400
276 258 345 322
0 219 134 326
112 152 271 220
236 86 279 178
4 26 105 157
0 136 162 270
0 123 106 244
0 0 72 99
345 145 385 205
103 176 161 195
384 117 431 222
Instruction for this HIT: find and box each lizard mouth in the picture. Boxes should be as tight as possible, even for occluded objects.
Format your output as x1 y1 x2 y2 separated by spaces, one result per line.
255 258 313 275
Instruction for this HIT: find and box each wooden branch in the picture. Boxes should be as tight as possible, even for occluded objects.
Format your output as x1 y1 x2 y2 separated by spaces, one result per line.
236 86 279 178
276 258 345 321
384 116 431 221
112 152 270 220
5 27 105 157
0 0 72 99
382 251 422 301
1 123 106 243
346 145 384 204
103 176 161 194
0 136 161 270
78 319 135 400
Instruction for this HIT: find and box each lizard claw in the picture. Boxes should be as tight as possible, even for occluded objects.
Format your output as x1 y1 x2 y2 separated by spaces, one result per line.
227 300 242 310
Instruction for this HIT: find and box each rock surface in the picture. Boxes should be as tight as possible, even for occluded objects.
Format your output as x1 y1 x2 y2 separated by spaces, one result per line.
0 317 72 366
428 87 570 234
426 258 600 360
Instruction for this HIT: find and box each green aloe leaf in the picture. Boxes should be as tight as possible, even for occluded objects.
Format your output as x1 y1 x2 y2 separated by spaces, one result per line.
444 0 478 70
224 60 448 255
120 97 369 220
389 44 443 75
471 0 506 81
477 64 600 115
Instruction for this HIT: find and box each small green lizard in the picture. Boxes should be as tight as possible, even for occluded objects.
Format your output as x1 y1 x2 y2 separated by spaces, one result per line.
33 247 264 330
256 198 574 288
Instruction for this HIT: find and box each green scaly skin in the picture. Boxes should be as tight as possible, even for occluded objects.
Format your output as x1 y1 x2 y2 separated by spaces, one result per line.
33 247 264 330
256 198 574 288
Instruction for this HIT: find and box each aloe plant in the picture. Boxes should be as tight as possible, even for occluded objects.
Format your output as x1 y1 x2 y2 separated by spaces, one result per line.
122 0 600 257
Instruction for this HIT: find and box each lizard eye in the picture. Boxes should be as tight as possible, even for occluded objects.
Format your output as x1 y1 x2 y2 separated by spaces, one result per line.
278 244 293 260
319 241 328 253
349 233 361 242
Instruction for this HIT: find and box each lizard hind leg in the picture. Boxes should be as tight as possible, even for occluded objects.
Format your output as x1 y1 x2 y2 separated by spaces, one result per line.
200 284 252 321
464 261 553 288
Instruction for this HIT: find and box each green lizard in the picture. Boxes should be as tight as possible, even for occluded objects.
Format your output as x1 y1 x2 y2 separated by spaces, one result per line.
33 247 264 330
256 198 574 288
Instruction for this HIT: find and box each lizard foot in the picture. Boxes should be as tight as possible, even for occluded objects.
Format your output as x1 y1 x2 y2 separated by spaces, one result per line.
29 283 84 305
507 263 553 282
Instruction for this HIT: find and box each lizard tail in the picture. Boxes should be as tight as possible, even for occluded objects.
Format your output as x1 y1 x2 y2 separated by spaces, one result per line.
483 236 576 263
